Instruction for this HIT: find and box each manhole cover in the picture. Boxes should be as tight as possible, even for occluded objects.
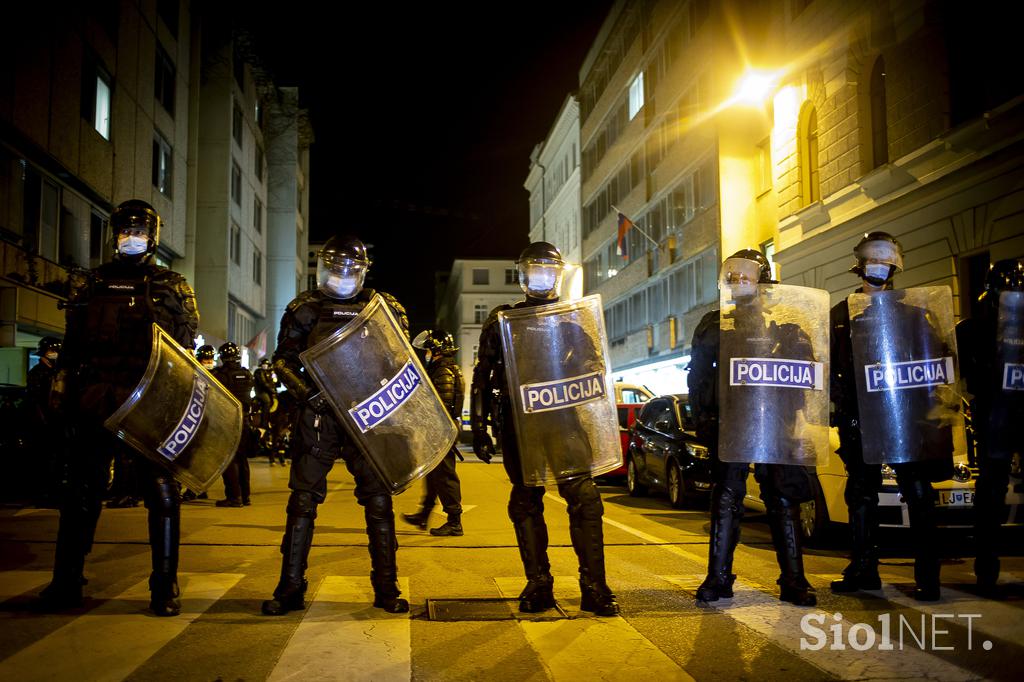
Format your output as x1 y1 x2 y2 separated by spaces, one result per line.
426 598 570 621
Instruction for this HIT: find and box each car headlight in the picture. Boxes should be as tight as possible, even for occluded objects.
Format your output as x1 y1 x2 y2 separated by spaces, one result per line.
880 464 897 481
686 443 709 460
951 462 972 483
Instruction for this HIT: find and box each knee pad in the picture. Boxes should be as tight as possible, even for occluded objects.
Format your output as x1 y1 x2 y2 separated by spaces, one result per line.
286 490 318 519
145 476 180 515
363 494 392 525
560 477 603 519
508 485 545 523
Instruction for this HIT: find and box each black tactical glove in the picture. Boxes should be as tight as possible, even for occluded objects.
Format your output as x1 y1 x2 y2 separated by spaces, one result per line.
472 430 495 464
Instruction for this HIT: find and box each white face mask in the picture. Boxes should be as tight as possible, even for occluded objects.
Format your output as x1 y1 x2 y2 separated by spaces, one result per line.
323 274 360 299
864 262 892 282
201 360 215 370
45 351 58 361
424 350 433 364
729 282 758 300
118 235 148 256
521 264 561 297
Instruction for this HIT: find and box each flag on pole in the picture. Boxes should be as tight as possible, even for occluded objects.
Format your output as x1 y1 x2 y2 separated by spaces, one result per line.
246 328 268 360
616 212 635 260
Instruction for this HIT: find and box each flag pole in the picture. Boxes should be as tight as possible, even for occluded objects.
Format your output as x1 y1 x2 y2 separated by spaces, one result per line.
611 205 660 249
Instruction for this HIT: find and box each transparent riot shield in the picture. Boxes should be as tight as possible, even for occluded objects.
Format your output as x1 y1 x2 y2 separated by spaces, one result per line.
104 324 244 492
989 291 1024 458
299 294 457 495
718 284 830 465
498 295 620 486
849 287 963 465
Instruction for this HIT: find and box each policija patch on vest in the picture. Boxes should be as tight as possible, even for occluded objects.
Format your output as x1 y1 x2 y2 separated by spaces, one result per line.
729 357 824 390
1005 363 1024 391
520 371 606 414
157 376 210 461
349 360 422 432
864 357 955 392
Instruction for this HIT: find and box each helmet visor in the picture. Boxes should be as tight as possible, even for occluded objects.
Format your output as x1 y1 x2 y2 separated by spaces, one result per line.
856 239 904 271
719 257 762 289
518 261 563 299
411 330 431 350
317 258 366 299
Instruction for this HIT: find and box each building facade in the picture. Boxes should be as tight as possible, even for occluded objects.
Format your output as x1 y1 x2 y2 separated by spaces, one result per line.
578 0 721 395
0 0 196 382
575 0 1023 395
525 94 583 300
435 258 523 419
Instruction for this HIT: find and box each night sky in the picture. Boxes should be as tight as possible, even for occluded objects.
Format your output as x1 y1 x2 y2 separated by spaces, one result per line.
243 1 612 331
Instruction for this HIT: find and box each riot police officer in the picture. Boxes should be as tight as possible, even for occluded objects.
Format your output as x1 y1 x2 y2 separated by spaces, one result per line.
196 344 216 371
689 249 818 606
213 342 255 507
39 199 198 616
830 232 951 601
262 235 411 615
253 357 285 464
956 258 1024 593
402 330 465 536
27 337 63 504
471 242 620 616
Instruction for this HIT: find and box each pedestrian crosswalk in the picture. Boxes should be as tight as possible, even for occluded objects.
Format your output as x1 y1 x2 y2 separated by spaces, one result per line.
0 569 1020 681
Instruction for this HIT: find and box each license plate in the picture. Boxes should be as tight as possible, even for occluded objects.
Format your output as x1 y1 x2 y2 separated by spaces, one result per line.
938 490 973 506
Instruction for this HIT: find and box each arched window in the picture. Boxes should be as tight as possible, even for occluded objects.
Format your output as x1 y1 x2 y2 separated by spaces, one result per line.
799 103 820 206
870 56 888 168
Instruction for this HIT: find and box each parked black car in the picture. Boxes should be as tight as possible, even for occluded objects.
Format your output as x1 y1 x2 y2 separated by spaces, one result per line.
626 394 713 508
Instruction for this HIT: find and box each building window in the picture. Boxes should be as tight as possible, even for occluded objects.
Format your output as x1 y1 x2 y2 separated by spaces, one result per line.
231 161 242 205
798 103 820 206
81 60 112 140
255 99 264 129
474 304 489 324
254 197 262 234
255 146 264 182
154 45 175 115
233 101 243 148
472 268 489 285
253 247 262 284
152 133 173 197
157 0 178 36
628 72 644 120
756 137 772 195
869 57 888 169
89 211 108 268
504 268 519 285
230 222 241 265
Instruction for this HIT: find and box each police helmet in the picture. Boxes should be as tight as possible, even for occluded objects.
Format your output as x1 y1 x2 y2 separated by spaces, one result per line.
196 344 216 361
516 241 565 300
259 357 272 369
317 235 370 299
37 336 62 356
412 329 458 356
850 231 904 283
720 248 776 290
218 342 241 362
111 199 161 260
979 257 1024 304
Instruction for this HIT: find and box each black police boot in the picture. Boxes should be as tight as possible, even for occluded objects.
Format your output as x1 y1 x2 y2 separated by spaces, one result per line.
262 516 314 615
696 486 741 602
569 517 620 616
975 555 1000 595
401 508 431 530
903 480 941 601
39 518 87 610
769 504 817 607
366 496 409 614
831 502 881 593
148 502 181 617
430 514 464 537
513 516 556 613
